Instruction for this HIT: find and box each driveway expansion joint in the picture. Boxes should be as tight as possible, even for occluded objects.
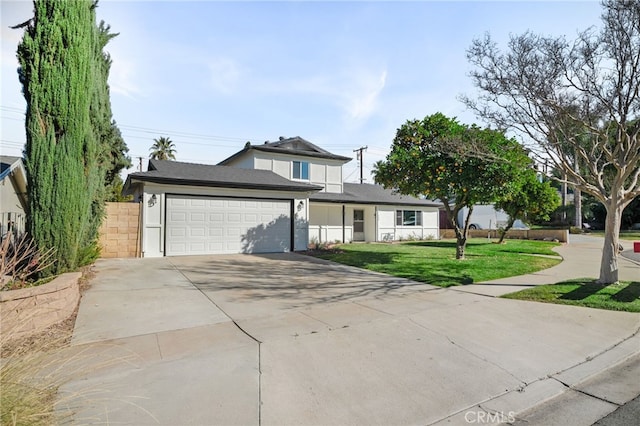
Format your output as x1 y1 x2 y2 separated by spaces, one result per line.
168 258 264 424
551 326 640 381
551 376 623 407
407 317 528 387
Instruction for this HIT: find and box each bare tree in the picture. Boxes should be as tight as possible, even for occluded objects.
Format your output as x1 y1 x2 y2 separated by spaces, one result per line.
463 0 640 284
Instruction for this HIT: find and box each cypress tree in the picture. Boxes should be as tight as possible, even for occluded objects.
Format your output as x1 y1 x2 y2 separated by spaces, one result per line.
17 0 122 274
93 21 131 203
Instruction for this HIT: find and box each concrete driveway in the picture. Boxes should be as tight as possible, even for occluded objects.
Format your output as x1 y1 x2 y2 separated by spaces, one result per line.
65 253 640 425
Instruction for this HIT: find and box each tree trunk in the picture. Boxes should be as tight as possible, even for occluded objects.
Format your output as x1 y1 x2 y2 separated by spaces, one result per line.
454 227 467 259
561 173 567 223
442 200 472 260
574 188 582 229
574 149 582 230
453 206 474 259
497 218 515 244
599 201 622 284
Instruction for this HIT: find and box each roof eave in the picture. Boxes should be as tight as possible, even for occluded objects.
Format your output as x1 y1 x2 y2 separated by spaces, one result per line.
309 197 442 207
126 175 323 193
252 146 352 162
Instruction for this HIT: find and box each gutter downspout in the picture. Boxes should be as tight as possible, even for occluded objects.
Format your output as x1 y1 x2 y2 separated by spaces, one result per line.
375 206 378 242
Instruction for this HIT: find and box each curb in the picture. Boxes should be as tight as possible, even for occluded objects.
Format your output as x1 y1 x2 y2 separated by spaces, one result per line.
431 329 640 425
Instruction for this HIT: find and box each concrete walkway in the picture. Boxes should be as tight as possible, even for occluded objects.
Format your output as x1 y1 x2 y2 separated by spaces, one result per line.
456 234 640 297
61 236 639 425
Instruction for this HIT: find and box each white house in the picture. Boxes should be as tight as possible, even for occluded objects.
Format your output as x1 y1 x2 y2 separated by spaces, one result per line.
0 156 28 237
124 137 441 257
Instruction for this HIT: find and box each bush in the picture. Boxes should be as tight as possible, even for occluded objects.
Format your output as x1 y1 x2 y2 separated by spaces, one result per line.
1 233 56 291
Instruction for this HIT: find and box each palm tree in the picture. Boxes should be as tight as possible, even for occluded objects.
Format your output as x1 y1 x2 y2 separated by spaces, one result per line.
149 136 176 160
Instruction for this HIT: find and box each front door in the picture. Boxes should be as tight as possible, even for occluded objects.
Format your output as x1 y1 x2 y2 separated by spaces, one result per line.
353 209 365 241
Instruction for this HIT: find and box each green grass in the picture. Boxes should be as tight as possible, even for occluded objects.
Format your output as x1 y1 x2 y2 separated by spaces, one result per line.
312 239 561 287
588 230 640 240
502 279 640 312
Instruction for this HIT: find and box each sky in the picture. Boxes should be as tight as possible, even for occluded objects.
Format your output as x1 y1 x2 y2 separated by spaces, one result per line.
1 0 604 183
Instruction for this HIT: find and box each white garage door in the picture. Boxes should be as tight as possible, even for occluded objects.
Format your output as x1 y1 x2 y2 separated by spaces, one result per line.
166 195 291 256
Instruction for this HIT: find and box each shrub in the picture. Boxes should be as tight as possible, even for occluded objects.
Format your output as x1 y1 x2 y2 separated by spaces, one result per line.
1 233 56 291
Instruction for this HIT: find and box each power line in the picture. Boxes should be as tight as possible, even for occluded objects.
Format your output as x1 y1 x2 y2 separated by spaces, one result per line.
118 124 260 143
0 106 25 114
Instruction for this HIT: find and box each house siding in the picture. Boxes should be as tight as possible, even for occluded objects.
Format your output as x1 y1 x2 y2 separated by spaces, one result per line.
309 203 346 243
0 181 26 236
377 206 439 241
309 203 439 244
139 182 313 257
229 156 255 170
248 152 344 193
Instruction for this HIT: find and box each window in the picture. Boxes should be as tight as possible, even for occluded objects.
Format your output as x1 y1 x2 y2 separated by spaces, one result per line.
396 210 422 226
293 161 309 180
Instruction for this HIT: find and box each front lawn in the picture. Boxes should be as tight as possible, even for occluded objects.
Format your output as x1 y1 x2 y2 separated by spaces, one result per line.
311 239 561 287
502 279 640 312
588 230 640 241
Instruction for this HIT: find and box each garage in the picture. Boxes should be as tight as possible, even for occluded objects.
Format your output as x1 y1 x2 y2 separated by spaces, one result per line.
165 195 292 255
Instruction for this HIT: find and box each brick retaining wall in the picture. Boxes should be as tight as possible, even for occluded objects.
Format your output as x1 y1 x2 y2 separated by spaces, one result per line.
99 202 141 258
0 272 81 341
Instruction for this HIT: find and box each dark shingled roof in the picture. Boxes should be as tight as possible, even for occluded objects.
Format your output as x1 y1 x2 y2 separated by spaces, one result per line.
310 183 442 207
123 159 323 194
218 136 352 165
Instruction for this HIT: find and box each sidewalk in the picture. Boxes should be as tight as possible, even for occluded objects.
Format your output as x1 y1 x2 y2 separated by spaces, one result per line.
460 234 640 425
455 234 640 297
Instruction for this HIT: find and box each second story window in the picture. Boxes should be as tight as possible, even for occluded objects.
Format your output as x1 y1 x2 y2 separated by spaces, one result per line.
293 161 309 180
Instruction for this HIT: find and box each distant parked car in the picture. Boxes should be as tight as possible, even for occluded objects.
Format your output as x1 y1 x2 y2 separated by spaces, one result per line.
586 221 604 230
630 223 640 230
468 221 529 230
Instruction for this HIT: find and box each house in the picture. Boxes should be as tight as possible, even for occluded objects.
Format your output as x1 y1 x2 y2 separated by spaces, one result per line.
0 156 28 237
123 137 441 257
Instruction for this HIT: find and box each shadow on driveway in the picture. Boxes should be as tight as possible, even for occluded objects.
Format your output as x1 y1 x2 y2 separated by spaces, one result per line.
169 252 440 309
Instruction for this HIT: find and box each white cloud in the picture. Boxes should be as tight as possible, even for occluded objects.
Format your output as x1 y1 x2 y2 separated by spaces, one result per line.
252 66 388 125
207 57 242 94
344 69 387 121
109 57 142 98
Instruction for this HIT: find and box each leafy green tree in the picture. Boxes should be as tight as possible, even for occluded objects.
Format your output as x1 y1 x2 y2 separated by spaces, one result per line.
495 173 560 244
149 136 176 160
464 0 640 283
374 113 531 259
17 0 125 275
19 0 99 274
105 175 133 202
93 21 131 201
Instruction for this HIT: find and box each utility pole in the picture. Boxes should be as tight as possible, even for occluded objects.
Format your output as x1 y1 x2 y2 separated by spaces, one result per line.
353 146 367 184
137 156 144 172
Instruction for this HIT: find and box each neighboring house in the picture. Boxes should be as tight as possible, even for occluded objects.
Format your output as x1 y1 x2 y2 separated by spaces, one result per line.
124 137 441 257
0 156 28 237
